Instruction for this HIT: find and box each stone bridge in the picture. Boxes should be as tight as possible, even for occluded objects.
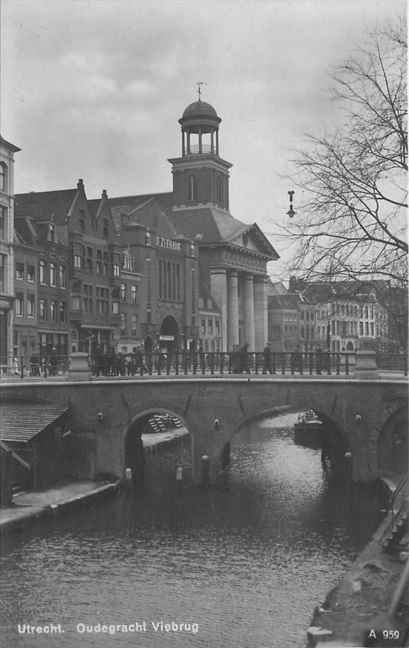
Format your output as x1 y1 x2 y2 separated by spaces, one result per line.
1 375 407 484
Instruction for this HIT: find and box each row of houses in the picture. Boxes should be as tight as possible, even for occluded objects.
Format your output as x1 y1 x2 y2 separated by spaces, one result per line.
267 278 406 354
0 97 279 370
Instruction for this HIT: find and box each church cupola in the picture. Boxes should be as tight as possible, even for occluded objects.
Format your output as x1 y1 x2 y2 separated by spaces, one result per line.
179 99 221 157
169 90 232 211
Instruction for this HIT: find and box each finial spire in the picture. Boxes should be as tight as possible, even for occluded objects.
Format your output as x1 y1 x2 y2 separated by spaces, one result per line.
196 81 205 101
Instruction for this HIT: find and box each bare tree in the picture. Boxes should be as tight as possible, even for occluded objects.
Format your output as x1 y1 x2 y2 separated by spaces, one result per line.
283 18 407 286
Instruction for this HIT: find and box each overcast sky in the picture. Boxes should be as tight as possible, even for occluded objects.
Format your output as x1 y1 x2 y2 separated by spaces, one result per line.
1 0 405 279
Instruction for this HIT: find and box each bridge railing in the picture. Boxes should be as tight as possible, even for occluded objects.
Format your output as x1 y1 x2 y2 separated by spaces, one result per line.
90 351 356 377
1 351 407 380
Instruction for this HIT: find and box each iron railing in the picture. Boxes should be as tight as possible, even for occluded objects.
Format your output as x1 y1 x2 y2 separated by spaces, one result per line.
1 351 408 380
90 351 355 377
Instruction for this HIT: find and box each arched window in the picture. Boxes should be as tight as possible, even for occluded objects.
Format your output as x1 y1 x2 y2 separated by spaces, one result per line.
120 283 126 302
130 285 137 304
188 175 197 201
0 164 7 192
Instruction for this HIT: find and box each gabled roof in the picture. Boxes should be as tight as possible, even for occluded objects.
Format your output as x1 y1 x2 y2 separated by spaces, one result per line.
269 293 302 310
169 207 278 258
0 402 69 443
0 134 21 153
15 189 77 225
14 217 37 245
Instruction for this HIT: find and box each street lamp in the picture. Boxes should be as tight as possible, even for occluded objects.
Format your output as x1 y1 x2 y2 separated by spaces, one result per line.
287 190 296 218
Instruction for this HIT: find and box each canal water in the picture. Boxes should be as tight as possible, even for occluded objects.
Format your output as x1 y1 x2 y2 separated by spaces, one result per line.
0 413 385 648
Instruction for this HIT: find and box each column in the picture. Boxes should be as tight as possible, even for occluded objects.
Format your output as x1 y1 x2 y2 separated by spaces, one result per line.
216 130 219 156
243 274 255 351
181 129 185 156
198 128 202 154
211 131 214 154
227 271 239 350
254 275 268 351
210 269 228 352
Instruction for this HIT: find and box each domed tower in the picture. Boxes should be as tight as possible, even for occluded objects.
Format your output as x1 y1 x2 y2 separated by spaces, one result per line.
168 97 232 210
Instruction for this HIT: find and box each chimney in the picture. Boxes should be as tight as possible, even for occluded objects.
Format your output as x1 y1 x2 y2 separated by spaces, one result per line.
77 178 84 189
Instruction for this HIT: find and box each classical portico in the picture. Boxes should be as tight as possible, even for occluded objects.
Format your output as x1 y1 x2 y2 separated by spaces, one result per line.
210 268 268 351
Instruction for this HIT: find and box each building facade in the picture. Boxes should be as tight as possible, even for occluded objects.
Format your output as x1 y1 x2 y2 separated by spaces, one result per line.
12 99 278 358
0 135 20 370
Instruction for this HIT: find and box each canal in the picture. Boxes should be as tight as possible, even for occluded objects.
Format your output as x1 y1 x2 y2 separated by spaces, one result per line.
0 413 385 648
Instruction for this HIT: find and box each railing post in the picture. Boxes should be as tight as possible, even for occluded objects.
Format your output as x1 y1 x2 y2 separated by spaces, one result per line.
336 353 340 375
290 352 295 375
175 352 179 375
228 352 232 374
345 353 349 376
272 352 276 375
281 353 285 375
309 352 313 375
220 352 224 375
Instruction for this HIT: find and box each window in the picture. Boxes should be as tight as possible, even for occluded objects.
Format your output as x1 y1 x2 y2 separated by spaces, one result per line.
201 319 206 336
96 287 109 315
131 314 137 336
0 254 4 290
15 262 24 280
0 164 7 192
72 296 80 311
49 263 56 287
188 175 197 201
59 302 66 323
359 321 363 335
86 247 93 272
113 263 120 277
131 285 137 304
39 299 46 320
216 178 224 203
50 301 57 321
15 293 24 317
0 206 6 239
39 260 46 284
215 320 220 335
73 254 81 269
120 283 126 302
208 318 213 334
176 264 181 300
103 252 109 276
120 313 126 332
59 264 66 287
48 223 55 243
26 264 35 282
370 322 374 336
83 284 93 314
112 301 119 315
365 322 369 336
26 294 35 317
96 250 102 274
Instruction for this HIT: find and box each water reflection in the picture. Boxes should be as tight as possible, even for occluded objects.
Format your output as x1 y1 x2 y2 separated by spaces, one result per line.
0 414 384 648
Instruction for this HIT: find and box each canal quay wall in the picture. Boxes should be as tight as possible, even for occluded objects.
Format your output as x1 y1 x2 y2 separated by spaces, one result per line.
306 483 409 648
0 376 407 485
0 480 120 534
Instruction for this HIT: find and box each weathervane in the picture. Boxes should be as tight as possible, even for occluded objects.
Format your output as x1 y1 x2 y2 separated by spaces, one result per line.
287 190 295 218
196 81 206 100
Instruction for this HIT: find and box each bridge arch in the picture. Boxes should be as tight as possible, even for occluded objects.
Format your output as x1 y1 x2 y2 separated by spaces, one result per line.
123 407 192 486
230 405 350 474
377 405 408 478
